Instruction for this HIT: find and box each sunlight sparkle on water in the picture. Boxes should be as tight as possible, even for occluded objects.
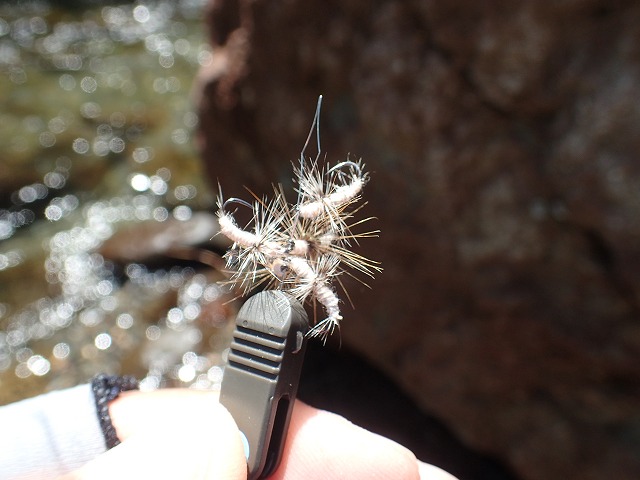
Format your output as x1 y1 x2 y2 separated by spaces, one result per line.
173 205 192 221
72 138 90 154
27 355 50 376
149 175 168 195
130 173 151 192
0 251 24 271
178 364 195 382
52 342 70 359
153 206 169 221
132 146 152 163
94 333 112 350
0 0 228 398
116 313 134 329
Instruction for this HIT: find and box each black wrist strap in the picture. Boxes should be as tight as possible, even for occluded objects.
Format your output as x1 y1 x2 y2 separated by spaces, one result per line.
91 374 139 449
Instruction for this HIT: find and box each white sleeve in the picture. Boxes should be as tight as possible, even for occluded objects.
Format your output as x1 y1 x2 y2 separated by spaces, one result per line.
0 384 106 479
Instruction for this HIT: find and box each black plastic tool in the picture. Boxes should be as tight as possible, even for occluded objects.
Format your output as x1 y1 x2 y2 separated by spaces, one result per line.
219 290 309 479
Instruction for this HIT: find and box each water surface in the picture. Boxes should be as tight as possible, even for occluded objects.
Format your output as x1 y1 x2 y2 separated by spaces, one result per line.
0 0 234 404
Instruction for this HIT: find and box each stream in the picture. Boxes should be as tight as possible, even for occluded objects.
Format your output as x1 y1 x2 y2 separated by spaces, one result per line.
0 0 235 405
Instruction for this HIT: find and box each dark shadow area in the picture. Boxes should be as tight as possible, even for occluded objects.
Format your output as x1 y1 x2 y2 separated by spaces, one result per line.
299 341 521 480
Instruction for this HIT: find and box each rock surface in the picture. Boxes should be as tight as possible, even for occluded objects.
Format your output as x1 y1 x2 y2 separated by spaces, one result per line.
195 1 640 479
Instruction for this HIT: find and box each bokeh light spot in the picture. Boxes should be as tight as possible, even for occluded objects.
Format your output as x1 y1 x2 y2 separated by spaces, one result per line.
94 333 112 350
130 173 150 192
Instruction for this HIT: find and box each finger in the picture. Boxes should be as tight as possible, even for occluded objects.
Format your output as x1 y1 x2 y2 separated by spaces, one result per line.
61 391 247 480
64 390 453 480
272 401 421 480
418 461 460 480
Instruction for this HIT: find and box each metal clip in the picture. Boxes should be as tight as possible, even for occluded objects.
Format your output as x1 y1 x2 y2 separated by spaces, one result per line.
219 290 309 479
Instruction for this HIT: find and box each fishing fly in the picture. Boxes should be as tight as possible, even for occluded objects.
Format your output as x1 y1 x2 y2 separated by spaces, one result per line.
216 96 380 341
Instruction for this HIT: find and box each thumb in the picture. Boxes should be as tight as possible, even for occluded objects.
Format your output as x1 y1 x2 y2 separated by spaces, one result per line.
60 392 247 480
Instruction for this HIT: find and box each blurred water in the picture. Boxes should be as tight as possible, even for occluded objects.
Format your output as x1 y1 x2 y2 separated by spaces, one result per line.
0 0 235 404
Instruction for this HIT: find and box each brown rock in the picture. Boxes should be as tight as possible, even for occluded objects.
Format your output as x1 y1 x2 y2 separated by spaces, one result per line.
196 1 640 479
98 212 223 264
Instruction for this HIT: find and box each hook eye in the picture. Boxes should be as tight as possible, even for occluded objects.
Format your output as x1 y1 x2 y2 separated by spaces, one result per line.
327 160 361 179
222 197 254 214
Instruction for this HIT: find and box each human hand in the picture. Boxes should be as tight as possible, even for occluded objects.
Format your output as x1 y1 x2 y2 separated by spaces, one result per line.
60 389 457 480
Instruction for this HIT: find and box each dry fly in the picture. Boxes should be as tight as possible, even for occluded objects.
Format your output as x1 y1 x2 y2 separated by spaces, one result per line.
216 96 381 341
